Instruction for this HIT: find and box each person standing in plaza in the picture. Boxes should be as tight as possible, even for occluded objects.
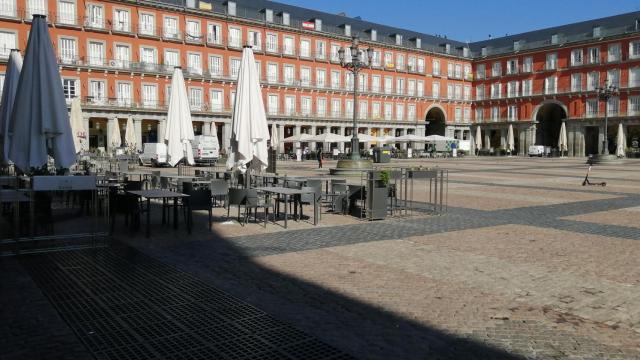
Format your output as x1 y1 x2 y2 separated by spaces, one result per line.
316 148 323 168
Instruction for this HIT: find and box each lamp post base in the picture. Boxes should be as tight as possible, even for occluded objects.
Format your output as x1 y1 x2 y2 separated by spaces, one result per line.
330 159 373 175
590 154 623 164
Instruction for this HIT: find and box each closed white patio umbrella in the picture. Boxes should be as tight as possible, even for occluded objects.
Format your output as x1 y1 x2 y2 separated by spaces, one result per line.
165 67 195 167
507 124 515 155
0 49 22 165
558 122 568 157
124 116 136 153
475 126 482 154
226 47 270 173
210 121 218 138
282 133 312 143
9 16 76 172
69 97 87 154
109 120 121 149
270 124 280 149
616 123 626 158
308 132 350 143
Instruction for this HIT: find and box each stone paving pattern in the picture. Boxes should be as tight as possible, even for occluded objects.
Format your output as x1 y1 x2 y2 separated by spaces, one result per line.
2 157 640 359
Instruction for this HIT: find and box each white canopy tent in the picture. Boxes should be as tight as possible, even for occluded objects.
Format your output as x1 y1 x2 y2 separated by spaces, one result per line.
308 132 350 143
165 67 195 167
226 47 270 173
282 133 313 143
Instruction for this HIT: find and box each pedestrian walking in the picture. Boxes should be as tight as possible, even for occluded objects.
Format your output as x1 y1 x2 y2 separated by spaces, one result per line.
317 148 323 168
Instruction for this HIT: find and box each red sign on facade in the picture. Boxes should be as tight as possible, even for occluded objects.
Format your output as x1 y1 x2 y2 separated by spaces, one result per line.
302 22 315 30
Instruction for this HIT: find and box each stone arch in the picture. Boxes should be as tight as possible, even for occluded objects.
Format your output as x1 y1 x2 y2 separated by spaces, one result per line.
532 100 568 147
424 105 447 136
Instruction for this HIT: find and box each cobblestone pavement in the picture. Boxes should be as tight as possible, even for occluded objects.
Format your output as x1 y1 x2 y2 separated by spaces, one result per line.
2 157 640 359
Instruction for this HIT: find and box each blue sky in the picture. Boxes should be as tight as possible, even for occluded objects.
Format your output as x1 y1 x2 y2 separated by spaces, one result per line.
277 0 640 42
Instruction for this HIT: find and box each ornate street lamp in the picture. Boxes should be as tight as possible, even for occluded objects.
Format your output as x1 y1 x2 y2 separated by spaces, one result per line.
332 36 374 174
596 80 618 155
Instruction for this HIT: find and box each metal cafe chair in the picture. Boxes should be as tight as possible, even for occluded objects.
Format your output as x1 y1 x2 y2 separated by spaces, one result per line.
227 188 247 225
210 179 229 208
184 188 213 231
244 189 272 228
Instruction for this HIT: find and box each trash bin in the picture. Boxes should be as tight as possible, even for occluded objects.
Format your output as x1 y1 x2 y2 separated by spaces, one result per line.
373 146 392 163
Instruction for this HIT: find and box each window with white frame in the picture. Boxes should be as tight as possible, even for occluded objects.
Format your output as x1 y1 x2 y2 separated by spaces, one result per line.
454 107 461 122
267 63 278 83
463 85 471 101
491 106 500 121
545 52 557 70
0 0 16 17
163 16 178 39
454 85 462 100
432 82 440 99
544 76 557 94
463 107 470 122
587 47 600 64
88 41 104 66
109 44 130 67
408 56 416 72
396 54 405 70
113 8 130 32
300 97 311 116
207 23 221 44
607 96 619 116
189 87 202 110
507 105 517 121
284 95 295 115
492 61 502 77
506 81 518 98
228 27 241 48
384 77 392 94
417 80 424 97
88 80 106 103
27 0 46 18
210 89 223 111
164 49 179 68
630 67 640 87
571 49 583 66
433 59 441 76
230 58 241 78
371 50 381 66
345 100 353 117
490 83 501 99
408 79 416 96
627 95 640 115
447 63 454 77
475 108 484 123
208 55 222 77
116 82 131 106
587 71 599 90
608 43 620 62
86 4 103 28
371 75 380 93
315 40 325 59
417 58 425 73
139 13 155 36
316 98 326 117
184 20 200 42
142 84 157 108
282 12 290 26
358 73 367 92
359 101 368 119
476 84 484 100
62 78 79 101
396 104 404 120
372 102 381 119
384 103 393 120
230 91 236 108
265 33 277 52
283 64 294 85
316 68 326 88
384 52 393 68
247 30 261 50
607 69 620 88
408 104 416 120
522 79 532 96
447 84 453 100
58 37 76 63
300 67 310 87
585 98 598 117
331 44 340 62
522 57 533 73
464 64 471 79
57 0 75 25
331 71 340 89
283 36 294 55
187 53 202 75
299 39 310 58
396 78 405 95
345 72 354 90
331 99 341 117
571 73 582 92
267 94 278 115
629 41 640 59
476 63 485 79
454 64 462 78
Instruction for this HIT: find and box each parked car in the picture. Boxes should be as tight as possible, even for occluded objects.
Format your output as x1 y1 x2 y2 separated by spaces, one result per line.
139 143 168 166
191 135 219 165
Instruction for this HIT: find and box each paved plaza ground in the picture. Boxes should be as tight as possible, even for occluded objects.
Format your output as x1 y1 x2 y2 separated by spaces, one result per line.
2 156 640 359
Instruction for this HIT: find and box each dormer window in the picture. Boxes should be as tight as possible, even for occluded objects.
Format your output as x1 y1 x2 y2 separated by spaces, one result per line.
314 18 322 31
395 34 402 46
226 1 236 16
370 29 377 41
444 43 451 54
344 24 351 36
513 41 520 51
551 34 559 44
264 9 273 23
463 47 470 57
593 26 601 38
481 47 487 57
282 12 290 26
416 37 421 49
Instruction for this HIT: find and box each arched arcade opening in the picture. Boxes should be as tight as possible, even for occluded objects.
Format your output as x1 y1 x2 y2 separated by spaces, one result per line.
425 107 446 136
535 103 567 148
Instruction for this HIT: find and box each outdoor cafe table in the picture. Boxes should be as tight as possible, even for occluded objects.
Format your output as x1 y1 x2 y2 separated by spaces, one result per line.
254 186 318 229
127 190 190 238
